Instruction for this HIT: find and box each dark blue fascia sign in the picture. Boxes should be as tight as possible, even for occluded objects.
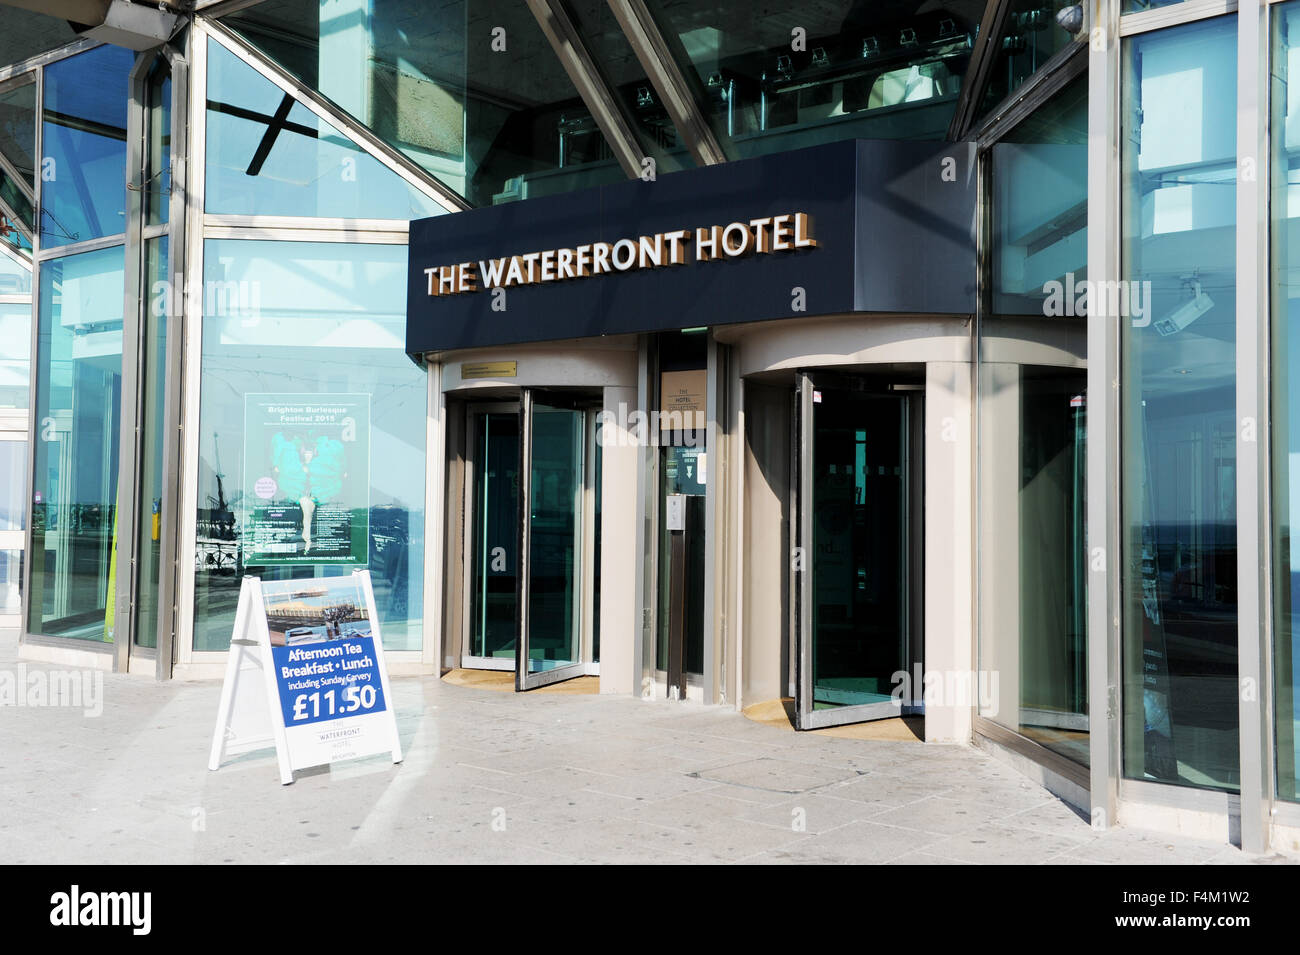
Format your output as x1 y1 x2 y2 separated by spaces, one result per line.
405 139 977 356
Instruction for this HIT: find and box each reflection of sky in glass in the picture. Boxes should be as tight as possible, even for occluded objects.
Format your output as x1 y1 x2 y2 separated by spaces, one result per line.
205 39 444 220
40 45 133 248
1121 15 1239 793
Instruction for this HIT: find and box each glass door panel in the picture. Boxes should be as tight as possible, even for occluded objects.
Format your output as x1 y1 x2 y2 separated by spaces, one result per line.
467 407 519 666
517 390 586 689
795 373 913 729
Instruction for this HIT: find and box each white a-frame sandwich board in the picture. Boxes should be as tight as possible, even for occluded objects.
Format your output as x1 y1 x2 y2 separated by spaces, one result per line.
208 571 403 784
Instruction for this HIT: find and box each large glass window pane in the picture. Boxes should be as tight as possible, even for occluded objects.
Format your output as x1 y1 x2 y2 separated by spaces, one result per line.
0 75 36 245
204 38 444 220
27 245 125 642
979 366 1089 763
645 1 976 159
1121 17 1238 791
223 0 630 206
991 74 1087 316
193 239 425 652
1272 0 1300 803
0 300 31 410
40 45 133 249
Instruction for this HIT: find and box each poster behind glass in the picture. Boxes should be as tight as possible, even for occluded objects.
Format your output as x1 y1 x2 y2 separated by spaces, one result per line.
241 393 371 566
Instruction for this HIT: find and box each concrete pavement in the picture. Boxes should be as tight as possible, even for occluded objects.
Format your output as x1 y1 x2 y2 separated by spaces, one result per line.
0 629 1292 865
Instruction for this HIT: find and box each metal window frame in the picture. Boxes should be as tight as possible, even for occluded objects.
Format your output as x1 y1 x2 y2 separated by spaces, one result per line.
112 50 155 673
193 0 267 15
1120 0 1239 34
1238 0 1273 854
1087 0 1122 833
973 42 1089 146
154 45 190 679
422 359 444 670
174 20 209 673
702 333 721 704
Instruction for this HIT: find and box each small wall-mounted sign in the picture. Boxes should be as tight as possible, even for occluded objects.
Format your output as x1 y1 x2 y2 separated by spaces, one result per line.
462 361 518 380
660 369 707 430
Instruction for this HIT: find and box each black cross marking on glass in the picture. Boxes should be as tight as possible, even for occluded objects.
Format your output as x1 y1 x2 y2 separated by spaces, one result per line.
206 92 318 176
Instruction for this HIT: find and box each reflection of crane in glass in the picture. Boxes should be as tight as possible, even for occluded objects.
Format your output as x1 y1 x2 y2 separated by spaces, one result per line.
210 430 230 514
196 431 238 573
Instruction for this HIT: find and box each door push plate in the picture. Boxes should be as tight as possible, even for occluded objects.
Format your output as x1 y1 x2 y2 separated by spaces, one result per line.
665 493 686 531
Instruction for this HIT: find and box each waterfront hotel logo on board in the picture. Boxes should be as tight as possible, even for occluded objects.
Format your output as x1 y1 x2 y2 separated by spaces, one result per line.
422 212 818 297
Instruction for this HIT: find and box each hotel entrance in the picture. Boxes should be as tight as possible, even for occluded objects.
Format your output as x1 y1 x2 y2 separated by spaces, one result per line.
457 389 603 690
792 371 924 730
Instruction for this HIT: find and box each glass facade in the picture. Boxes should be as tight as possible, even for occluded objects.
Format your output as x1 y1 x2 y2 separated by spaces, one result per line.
1121 16 1238 791
223 0 629 206
192 239 426 653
